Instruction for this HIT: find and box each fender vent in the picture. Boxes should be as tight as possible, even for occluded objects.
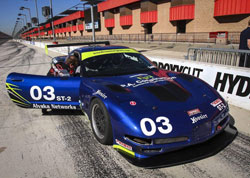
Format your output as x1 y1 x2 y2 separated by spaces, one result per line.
106 85 130 93
178 73 194 82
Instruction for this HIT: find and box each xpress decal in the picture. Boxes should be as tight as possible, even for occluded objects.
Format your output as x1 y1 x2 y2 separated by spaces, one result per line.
190 114 208 124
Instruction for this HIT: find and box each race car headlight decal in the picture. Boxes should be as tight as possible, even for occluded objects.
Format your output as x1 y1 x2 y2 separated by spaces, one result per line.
125 135 152 145
154 136 189 145
113 145 135 158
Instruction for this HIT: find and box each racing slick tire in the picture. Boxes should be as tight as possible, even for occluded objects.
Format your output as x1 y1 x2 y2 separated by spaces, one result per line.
42 109 48 115
90 98 113 145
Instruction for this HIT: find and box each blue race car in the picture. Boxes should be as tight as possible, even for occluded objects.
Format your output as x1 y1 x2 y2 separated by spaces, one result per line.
6 42 230 159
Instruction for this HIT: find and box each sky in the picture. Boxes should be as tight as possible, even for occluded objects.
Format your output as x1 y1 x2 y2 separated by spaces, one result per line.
0 0 85 36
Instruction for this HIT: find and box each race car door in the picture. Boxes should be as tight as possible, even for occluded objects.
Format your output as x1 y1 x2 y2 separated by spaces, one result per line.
6 73 82 110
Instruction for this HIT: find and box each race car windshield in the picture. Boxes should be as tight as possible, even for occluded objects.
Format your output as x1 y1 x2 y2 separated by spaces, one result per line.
81 53 155 77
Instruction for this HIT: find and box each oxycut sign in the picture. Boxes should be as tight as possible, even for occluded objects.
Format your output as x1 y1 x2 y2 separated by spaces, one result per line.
151 57 250 111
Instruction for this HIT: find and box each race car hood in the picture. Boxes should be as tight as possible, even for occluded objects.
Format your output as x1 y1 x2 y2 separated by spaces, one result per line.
91 69 219 111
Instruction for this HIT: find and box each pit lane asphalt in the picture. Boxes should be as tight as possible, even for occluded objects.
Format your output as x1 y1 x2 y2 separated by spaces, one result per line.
0 39 249 178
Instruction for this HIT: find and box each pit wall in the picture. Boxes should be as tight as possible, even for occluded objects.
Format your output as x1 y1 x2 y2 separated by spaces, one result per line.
21 40 250 111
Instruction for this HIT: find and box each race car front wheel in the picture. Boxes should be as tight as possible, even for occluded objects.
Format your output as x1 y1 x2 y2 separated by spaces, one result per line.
90 98 113 145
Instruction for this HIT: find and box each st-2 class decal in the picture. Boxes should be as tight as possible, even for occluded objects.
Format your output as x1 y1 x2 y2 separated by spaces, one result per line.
6 83 31 108
140 117 173 136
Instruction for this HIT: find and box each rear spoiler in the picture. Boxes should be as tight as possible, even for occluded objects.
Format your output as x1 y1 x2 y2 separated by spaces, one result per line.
45 41 110 55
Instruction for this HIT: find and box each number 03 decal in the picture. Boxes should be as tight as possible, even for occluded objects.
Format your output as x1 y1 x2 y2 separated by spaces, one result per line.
30 86 55 101
140 117 173 136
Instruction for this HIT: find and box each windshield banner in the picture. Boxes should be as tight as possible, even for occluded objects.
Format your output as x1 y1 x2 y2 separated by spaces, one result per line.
81 48 139 60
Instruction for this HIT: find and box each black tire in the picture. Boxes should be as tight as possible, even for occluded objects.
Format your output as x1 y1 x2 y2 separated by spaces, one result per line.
42 109 48 115
90 98 113 145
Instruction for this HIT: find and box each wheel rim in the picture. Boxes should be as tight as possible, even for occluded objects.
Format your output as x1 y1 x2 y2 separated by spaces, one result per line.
92 103 106 139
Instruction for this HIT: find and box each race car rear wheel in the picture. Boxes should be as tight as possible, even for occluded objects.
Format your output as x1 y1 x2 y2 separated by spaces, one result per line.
90 98 113 145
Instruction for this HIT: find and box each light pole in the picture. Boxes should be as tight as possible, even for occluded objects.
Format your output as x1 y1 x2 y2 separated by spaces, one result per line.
15 20 23 37
18 13 27 26
81 0 104 42
20 6 32 27
17 17 26 39
13 19 23 39
17 17 25 26
48 0 56 43
24 0 41 40
35 0 41 40
90 2 95 42
20 6 34 40
12 21 19 38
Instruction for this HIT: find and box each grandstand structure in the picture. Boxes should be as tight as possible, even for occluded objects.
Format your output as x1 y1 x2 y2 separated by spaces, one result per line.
20 0 250 44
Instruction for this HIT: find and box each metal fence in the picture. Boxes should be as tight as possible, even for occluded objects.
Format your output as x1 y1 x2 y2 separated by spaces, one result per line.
187 48 250 67
68 32 240 44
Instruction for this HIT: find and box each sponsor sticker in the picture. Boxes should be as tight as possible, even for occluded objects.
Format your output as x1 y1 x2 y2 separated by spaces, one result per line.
32 104 77 110
115 139 132 151
130 101 136 106
137 75 153 80
210 99 222 107
187 108 201 116
211 98 226 111
190 114 208 124
93 90 107 99
129 74 148 78
120 76 176 88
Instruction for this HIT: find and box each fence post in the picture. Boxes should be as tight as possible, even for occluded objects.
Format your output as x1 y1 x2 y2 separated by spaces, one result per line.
159 33 162 45
193 33 195 44
67 46 70 54
187 48 191 60
244 54 247 67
